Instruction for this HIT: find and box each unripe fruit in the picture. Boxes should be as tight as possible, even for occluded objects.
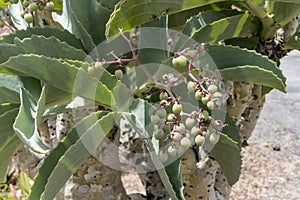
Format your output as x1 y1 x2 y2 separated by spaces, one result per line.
171 131 182 142
208 85 218 94
185 117 196 129
159 92 167 100
180 137 191 148
20 10 26 18
159 151 168 162
195 90 203 100
199 110 210 121
23 0 29 7
94 61 103 70
154 129 164 140
87 66 95 74
167 113 176 122
209 132 220 145
156 108 167 118
151 114 160 125
172 56 187 67
29 3 38 12
202 130 210 138
191 126 200 136
187 81 197 92
195 135 205 146
207 101 214 110
45 1 54 10
175 123 186 132
167 146 177 157
201 96 209 105
160 100 168 106
24 13 33 23
172 103 182 116
115 69 123 79
9 0 18 4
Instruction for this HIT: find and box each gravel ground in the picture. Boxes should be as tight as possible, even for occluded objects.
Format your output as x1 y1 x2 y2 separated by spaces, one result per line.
230 50 300 200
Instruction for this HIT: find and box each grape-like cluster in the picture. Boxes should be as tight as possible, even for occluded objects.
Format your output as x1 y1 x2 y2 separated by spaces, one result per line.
152 89 223 163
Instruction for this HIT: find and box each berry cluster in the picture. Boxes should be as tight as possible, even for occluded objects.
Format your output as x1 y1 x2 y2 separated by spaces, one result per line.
17 0 55 23
87 61 124 80
151 90 224 163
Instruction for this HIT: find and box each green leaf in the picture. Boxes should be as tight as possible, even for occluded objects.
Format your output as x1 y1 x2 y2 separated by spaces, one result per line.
13 84 49 153
28 111 114 200
124 99 184 200
283 31 300 50
0 108 21 183
1 27 84 50
210 133 241 186
0 87 20 104
218 65 286 92
190 12 260 44
8 2 28 30
271 1 300 26
203 44 286 91
0 103 19 116
1 55 115 107
106 0 244 37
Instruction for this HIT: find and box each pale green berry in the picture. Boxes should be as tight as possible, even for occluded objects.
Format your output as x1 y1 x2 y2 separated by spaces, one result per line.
159 151 168 162
167 113 176 122
175 123 186 132
115 69 123 79
9 0 18 3
20 10 26 18
208 85 218 94
162 123 171 132
24 13 33 23
154 129 164 140
209 132 220 145
160 100 168 106
23 0 29 7
29 3 38 12
172 103 182 116
187 81 197 92
157 108 167 118
180 137 191 148
214 120 223 130
191 126 200 136
172 55 187 67
195 90 203 100
172 131 182 142
212 92 222 99
185 118 196 129
94 61 103 70
199 110 210 121
151 114 160 125
159 92 168 100
201 96 209 105
45 1 54 10
167 146 177 156
195 135 205 146
207 101 214 110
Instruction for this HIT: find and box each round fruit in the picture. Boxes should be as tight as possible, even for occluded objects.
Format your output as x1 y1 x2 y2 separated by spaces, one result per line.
199 110 210 121
157 108 167 118
209 132 220 145
180 137 191 148
9 0 18 3
207 101 214 110
167 146 177 157
159 92 168 100
24 13 33 23
208 85 218 94
172 56 187 67
151 114 160 125
87 66 95 74
159 151 168 162
195 135 205 146
20 10 26 18
191 126 200 136
29 3 38 12
94 61 103 70
175 123 186 132
167 113 176 122
45 1 54 10
172 103 182 116
202 130 210 138
115 69 123 79
23 0 29 7
187 81 197 92
171 131 182 142
160 100 168 106
195 90 203 100
185 117 196 129
154 129 164 140
201 96 209 105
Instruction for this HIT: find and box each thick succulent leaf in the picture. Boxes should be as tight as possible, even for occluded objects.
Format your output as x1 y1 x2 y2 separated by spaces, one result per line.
1 55 115 107
0 87 20 104
224 36 259 49
13 84 49 153
203 44 286 91
0 103 19 116
123 99 184 200
28 111 113 200
8 2 27 30
190 12 260 44
106 0 244 37
0 35 87 65
0 108 21 183
218 65 286 92
1 27 84 50
271 1 300 26
283 31 300 50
